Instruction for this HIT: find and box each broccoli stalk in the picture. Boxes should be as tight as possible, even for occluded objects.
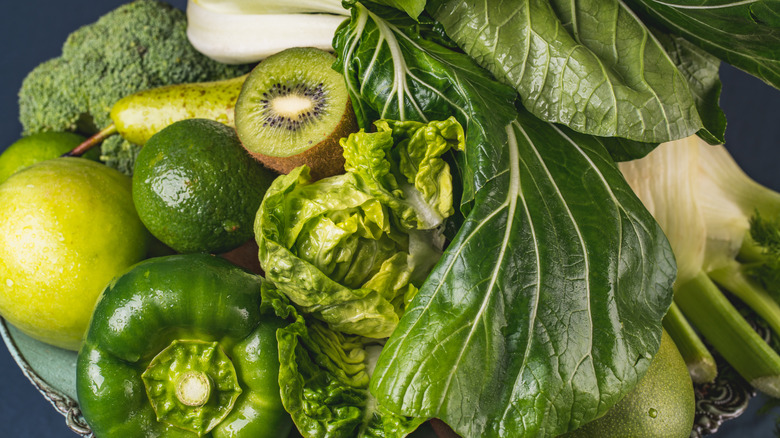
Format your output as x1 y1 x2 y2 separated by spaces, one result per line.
17 0 252 173
620 135 780 397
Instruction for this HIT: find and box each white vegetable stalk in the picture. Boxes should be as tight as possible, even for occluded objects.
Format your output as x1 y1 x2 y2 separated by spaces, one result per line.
620 136 716 383
186 0 349 64
620 135 706 285
191 0 347 15
696 143 780 271
620 136 780 396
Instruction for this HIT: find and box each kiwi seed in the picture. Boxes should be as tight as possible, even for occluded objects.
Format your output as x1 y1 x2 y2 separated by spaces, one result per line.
234 47 358 180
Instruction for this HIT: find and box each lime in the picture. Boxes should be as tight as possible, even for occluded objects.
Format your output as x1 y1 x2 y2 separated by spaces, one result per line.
0 131 99 183
0 157 150 350
132 119 276 254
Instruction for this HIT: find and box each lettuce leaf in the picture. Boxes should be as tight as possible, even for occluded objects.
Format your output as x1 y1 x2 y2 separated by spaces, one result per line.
261 283 424 438
343 118 465 229
334 5 676 436
255 120 461 338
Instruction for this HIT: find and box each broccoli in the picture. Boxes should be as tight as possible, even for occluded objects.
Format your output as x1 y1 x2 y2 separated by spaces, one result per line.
100 136 141 177
17 0 253 172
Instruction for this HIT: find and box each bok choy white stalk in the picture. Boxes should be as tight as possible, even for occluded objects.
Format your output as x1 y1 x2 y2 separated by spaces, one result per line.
186 0 349 64
620 136 780 396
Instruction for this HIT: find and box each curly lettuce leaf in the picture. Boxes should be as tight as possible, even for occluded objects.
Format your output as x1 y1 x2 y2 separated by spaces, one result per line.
261 283 424 438
342 118 465 229
256 120 461 338
257 167 412 338
334 5 675 436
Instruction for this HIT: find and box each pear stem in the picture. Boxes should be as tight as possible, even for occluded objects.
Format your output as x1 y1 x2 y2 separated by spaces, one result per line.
63 124 118 157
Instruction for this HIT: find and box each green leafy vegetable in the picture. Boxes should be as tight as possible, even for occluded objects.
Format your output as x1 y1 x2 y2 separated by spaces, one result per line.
343 118 465 229
426 0 710 143
625 0 780 90
334 5 676 436
255 119 463 338
364 0 427 20
262 282 424 438
656 32 726 144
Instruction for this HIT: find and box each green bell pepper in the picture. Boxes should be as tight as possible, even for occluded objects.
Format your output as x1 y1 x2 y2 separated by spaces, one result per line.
76 254 292 437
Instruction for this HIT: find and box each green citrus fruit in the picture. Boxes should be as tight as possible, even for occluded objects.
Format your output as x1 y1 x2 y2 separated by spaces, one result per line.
132 118 276 254
0 131 99 183
565 330 695 438
0 157 150 350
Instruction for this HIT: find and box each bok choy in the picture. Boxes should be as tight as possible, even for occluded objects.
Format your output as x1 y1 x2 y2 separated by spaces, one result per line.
335 5 675 437
620 136 780 396
186 0 349 63
426 0 726 144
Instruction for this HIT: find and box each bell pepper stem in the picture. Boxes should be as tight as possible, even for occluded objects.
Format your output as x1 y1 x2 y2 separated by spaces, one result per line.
177 371 212 407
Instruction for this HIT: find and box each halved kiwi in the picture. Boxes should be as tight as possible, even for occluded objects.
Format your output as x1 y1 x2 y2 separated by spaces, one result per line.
235 47 357 180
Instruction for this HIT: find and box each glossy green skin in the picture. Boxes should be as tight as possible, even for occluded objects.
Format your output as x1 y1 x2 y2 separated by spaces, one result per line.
132 119 276 254
76 254 292 438
111 75 246 146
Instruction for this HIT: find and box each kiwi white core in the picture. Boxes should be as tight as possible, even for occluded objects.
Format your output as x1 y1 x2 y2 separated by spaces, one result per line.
273 95 315 119
235 47 351 158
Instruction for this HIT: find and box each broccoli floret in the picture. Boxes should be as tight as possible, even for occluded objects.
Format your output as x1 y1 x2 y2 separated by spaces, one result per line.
100 136 141 176
18 0 252 143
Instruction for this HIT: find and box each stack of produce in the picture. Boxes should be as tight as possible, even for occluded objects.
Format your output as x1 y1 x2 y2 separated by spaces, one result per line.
0 0 778 437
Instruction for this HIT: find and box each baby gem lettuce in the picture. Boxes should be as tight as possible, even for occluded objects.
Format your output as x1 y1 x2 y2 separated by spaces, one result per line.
255 117 464 338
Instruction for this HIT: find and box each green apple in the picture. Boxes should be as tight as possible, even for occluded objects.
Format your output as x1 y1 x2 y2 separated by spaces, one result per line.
0 157 150 350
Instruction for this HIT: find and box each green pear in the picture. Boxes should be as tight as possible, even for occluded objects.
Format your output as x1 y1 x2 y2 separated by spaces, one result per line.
68 74 248 156
110 74 247 145
564 330 695 438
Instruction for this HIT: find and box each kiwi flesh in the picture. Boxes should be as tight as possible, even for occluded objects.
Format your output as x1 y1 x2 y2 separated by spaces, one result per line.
235 47 357 180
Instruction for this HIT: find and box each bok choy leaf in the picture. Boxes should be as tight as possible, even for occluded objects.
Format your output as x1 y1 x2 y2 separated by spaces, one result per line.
334 5 676 437
624 0 780 90
426 0 719 143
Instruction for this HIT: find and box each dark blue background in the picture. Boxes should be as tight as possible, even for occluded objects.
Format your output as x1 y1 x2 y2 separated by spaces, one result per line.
0 1 778 437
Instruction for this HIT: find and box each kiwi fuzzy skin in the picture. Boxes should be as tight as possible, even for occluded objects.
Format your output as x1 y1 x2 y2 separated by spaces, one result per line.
245 98 358 181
